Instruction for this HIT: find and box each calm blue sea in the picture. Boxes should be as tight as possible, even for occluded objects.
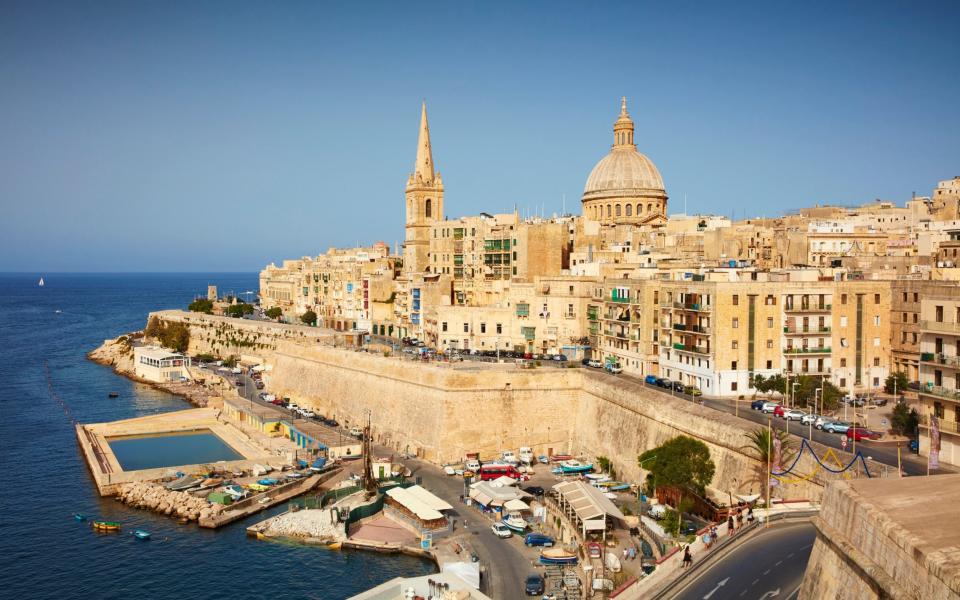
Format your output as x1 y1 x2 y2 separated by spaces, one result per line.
0 273 433 600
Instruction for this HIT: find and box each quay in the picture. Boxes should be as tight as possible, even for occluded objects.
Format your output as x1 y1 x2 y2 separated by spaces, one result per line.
200 470 337 528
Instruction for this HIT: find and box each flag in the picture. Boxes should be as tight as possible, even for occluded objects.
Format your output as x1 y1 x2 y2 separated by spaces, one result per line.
929 416 941 471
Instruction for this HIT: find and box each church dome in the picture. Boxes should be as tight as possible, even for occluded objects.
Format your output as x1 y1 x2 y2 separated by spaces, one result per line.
583 149 664 199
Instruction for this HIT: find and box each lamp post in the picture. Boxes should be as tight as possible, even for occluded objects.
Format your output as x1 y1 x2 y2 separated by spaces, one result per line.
812 388 822 439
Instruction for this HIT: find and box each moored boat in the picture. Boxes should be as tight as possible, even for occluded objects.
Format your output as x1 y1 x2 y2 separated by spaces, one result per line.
539 548 578 565
549 454 573 462
133 530 151 540
553 460 594 474
501 512 528 532
165 475 202 491
92 521 120 532
74 513 87 521
585 473 610 481
107 392 119 398
256 478 278 486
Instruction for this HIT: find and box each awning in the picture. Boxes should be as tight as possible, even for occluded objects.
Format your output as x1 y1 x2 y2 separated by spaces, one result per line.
403 484 453 512
553 480 626 523
470 489 493 507
504 498 530 511
385 486 444 521
492 475 517 487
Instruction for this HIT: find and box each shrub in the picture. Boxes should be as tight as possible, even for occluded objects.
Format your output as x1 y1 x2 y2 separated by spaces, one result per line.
265 307 283 320
300 310 317 326
188 298 214 314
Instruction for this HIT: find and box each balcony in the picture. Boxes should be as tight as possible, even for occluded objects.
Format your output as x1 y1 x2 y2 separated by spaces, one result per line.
673 342 710 355
611 296 631 304
920 320 960 335
918 413 960 435
919 385 960 401
783 326 831 335
587 310 599 321
784 303 832 313
784 346 832 355
674 301 712 312
795 367 832 376
921 354 960 369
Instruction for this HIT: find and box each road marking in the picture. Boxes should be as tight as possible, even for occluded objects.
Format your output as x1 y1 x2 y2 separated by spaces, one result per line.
701 577 730 599
752 579 759 586
784 586 801 600
739 590 747 597
758 589 781 599
787 553 794 558
763 569 771 575
775 560 782 566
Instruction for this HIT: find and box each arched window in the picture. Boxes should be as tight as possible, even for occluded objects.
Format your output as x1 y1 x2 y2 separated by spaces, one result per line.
607 204 612 218
625 204 632 217
647 203 652 213
615 204 622 217
425 198 432 218
636 203 641 215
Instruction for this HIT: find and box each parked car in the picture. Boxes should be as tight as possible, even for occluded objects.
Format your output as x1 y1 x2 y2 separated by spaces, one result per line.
655 378 671 388
466 459 481 471
800 413 820 425
501 450 519 465
684 386 703 397
773 405 787 418
587 360 603 369
908 439 919 452
551 354 567 362
523 486 545 496
301 410 316 419
349 426 363 438
587 542 602 558
823 421 851 434
605 363 623 374
491 523 512 538
761 402 780 414
871 397 889 407
524 533 555 547
815 416 834 429
671 381 685 393
645 375 659 385
845 428 881 441
750 399 766 410
783 409 806 421
288 403 300 412
581 358 592 366
681 520 698 535
525 574 545 596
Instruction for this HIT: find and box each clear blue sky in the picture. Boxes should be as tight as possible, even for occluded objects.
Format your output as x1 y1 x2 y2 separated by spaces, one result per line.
2 1 958 272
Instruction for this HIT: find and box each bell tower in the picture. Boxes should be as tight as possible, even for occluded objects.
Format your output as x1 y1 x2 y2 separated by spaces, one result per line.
404 102 444 274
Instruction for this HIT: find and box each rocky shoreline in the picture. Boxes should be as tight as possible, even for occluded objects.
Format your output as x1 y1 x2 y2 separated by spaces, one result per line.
115 481 226 523
87 335 220 408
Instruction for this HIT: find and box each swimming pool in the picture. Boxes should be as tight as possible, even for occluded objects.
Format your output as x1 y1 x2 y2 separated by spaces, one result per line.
107 429 244 471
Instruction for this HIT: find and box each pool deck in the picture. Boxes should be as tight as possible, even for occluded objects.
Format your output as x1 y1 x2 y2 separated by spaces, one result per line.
77 407 277 496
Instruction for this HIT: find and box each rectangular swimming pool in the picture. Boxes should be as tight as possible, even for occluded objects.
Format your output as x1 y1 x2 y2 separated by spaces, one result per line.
107 429 244 471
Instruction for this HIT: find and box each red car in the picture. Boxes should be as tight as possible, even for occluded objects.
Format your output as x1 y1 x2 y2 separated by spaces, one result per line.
586 542 602 558
773 405 787 418
845 428 881 441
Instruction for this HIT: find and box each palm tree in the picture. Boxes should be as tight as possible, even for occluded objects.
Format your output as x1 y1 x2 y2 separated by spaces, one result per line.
741 428 796 493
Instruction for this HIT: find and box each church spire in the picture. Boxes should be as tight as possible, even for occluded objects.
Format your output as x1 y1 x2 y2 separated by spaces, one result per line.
613 96 635 149
413 101 435 184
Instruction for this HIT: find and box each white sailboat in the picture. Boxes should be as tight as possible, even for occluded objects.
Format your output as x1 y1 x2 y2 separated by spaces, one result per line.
38 277 45 287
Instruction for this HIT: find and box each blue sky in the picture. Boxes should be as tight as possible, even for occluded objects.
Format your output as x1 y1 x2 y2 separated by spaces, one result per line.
2 1 958 272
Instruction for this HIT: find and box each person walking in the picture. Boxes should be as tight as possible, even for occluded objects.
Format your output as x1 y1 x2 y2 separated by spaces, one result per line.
737 508 744 531
747 507 755 524
727 515 735 537
682 545 693 569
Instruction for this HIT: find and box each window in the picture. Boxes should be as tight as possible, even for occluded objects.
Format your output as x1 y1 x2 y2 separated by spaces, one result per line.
840 358 847 367
425 198 432 218
873 357 880 366
913 313 918 323
936 305 944 322
731 361 738 370
496 323 502 334
732 294 739 306
902 292 907 302
874 315 880 326
841 338 848 348
840 378 847 387
606 204 612 218
873 377 880 387
767 339 773 349
914 292 919 302
463 323 469 333
442 322 448 332
766 360 773 369
731 382 738 391
569 286 574 294
841 294 847 305
615 204 622 217
840 316 848 327
732 318 739 329
480 323 486 334
732 340 739 350
767 317 774 328
873 337 880 347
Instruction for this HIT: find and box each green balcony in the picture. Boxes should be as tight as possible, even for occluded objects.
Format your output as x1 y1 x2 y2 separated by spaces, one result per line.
784 347 832 355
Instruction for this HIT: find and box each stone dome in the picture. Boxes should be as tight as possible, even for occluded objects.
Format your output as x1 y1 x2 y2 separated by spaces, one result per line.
583 149 665 200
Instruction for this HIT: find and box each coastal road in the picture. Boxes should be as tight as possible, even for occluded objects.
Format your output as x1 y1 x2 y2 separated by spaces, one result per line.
670 521 815 600
628 376 936 477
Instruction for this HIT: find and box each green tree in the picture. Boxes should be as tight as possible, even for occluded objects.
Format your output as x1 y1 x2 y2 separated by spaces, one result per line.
159 321 190 353
188 298 214 314
144 316 163 338
638 436 715 496
742 427 795 491
884 371 908 395
265 307 283 320
300 310 317 326
890 403 919 437
226 303 254 318
752 373 841 411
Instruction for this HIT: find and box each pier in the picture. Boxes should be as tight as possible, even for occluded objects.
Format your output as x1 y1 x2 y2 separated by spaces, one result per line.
200 469 338 528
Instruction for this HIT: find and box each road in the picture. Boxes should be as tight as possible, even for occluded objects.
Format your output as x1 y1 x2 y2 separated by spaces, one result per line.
627 376 934 477
672 521 815 600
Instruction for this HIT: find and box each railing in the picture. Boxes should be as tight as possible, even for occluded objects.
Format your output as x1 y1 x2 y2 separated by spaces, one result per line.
611 297 631 304
918 385 960 401
784 326 831 334
784 347 832 354
674 301 711 312
673 343 710 355
785 303 832 312
918 413 960 434
921 353 960 368
920 320 960 335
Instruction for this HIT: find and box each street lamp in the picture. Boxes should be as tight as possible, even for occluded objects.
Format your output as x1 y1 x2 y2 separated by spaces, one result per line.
812 388 822 439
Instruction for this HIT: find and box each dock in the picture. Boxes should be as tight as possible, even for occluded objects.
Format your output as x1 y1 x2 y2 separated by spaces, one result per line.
199 469 340 528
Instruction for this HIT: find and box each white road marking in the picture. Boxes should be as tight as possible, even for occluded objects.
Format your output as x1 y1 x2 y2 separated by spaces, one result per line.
775 560 782 566
763 569 771 575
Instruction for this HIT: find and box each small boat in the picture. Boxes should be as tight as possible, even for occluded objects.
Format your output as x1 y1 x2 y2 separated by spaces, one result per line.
38 277 44 287
327 541 342 550
258 496 272 505
74 513 87 521
539 548 578 565
247 483 270 493
133 530 151 540
607 483 631 491
501 512 528 533
108 392 119 398
165 475 202 491
92 521 120 532
252 464 272 476
197 477 223 490
585 473 610 481
54 309 62 314
256 478 278 486
549 454 573 462
605 551 622 573
538 455 549 464
552 460 594 474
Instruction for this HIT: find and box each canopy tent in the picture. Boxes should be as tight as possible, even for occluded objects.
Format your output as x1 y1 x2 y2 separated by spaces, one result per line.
469 481 532 508
504 498 530 511
385 486 444 521
403 484 453 512
552 480 627 536
492 475 518 487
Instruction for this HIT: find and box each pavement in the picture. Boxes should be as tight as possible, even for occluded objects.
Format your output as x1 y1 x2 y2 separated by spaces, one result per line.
669 521 815 600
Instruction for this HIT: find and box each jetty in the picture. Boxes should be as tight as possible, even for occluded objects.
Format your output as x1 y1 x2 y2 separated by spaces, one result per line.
200 470 338 528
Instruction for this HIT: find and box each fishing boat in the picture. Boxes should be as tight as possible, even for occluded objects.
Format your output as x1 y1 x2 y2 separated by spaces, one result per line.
165 475 202 491
607 483 631 491
252 464 273 476
108 392 119 398
92 521 120 532
197 477 223 490
537 455 550 464
74 513 87 521
539 548 578 565
256 478 278 486
247 483 270 493
501 512 528 533
585 473 610 481
38 277 44 287
552 460 593 474
549 454 573 462
133 530 151 540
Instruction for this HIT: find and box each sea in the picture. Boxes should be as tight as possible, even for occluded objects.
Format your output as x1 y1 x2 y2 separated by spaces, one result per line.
0 273 434 600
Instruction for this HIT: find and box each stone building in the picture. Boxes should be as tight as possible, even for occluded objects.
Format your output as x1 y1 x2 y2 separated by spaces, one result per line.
917 293 960 466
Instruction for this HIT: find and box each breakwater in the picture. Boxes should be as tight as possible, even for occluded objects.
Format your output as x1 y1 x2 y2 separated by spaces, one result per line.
116 482 224 522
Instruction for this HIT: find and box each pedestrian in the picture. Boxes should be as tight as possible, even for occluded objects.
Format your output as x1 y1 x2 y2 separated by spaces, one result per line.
623 548 629 561
737 509 744 530
727 515 735 536
747 507 755 524
682 546 693 569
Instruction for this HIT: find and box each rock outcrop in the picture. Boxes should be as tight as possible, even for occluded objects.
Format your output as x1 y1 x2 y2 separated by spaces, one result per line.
116 482 225 522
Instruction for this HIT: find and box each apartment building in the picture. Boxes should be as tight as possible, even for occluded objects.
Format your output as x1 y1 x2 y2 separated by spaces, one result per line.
918 294 960 467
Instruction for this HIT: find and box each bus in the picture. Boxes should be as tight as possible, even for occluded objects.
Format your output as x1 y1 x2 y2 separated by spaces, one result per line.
478 464 522 481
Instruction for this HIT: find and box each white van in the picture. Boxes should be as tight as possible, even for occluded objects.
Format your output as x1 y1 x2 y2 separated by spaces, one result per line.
501 450 519 466
519 447 534 465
